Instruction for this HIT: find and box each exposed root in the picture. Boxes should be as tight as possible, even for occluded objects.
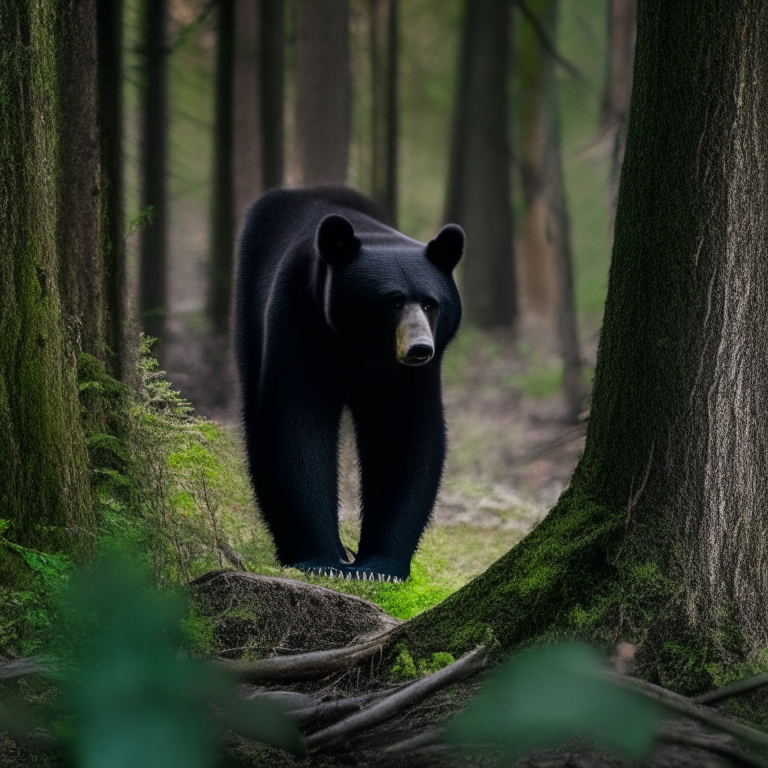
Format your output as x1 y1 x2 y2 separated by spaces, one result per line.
381 727 444 754
305 645 487 753
694 671 768 705
658 722 768 768
608 672 768 750
216 627 396 684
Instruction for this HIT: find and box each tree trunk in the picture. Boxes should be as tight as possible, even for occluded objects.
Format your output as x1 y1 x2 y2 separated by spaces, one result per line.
138 0 169 346
445 0 516 329
295 0 351 185
96 0 129 381
0 0 96 547
601 0 637 223
260 0 285 190
209 0 236 336
517 0 584 421
234 0 263 224
402 0 768 694
369 0 398 225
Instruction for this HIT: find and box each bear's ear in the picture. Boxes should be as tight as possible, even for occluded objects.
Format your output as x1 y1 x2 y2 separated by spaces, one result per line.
317 214 361 267
426 224 464 273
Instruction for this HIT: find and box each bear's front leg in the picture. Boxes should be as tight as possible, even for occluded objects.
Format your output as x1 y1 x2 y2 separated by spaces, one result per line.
243 383 349 573
348 370 446 580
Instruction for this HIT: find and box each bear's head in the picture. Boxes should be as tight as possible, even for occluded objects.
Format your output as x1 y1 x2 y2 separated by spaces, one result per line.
317 214 464 366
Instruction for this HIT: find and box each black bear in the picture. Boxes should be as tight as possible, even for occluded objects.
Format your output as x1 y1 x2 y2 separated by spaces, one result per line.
235 186 464 581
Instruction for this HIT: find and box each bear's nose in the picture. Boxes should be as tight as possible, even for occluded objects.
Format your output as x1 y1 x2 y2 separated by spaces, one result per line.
404 343 434 365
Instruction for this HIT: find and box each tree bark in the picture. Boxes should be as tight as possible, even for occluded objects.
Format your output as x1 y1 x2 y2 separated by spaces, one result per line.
209 0 236 336
601 0 637 223
96 0 129 381
517 0 584 421
369 0 398 225
445 0 516 329
401 0 768 694
234 0 263 225
138 0 169 346
0 0 96 547
295 0 351 185
260 0 285 190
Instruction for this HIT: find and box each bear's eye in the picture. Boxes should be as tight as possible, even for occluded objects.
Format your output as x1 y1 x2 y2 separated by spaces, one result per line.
391 296 405 309
422 300 436 312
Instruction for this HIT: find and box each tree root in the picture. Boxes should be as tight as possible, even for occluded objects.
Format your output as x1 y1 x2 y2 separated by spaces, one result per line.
608 672 768 750
305 645 487 753
216 628 396 684
657 723 768 768
694 672 768 705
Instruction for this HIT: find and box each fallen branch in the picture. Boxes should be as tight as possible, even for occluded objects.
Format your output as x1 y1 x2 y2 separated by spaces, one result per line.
607 673 768 751
216 628 395 684
657 722 768 768
694 672 768 706
381 727 444 754
306 646 487 753
0 657 52 681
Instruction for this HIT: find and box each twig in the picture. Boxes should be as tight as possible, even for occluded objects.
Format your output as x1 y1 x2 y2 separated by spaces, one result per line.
215 629 395 684
306 646 487 753
658 722 768 768
382 727 445 754
607 673 768 750
694 672 768 705
0 657 52 680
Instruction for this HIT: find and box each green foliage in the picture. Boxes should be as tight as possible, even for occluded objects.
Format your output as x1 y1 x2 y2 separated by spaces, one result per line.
446 643 662 761
389 644 455 681
0 556 305 766
123 205 156 239
80 338 257 586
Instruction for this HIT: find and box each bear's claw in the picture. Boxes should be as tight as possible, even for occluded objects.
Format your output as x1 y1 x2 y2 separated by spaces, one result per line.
294 563 404 583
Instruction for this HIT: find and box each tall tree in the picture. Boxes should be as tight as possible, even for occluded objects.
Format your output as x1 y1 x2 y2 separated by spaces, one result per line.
445 0 516 329
209 0 236 336
260 0 285 190
601 0 637 222
295 0 351 185
234 0 263 223
369 0 398 224
0 0 100 548
97 0 129 381
138 0 169 346
403 0 768 691
517 0 584 422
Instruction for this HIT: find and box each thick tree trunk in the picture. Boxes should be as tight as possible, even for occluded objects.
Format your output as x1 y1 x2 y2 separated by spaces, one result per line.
601 0 636 223
96 0 129 381
295 0 351 185
402 0 768 694
517 0 584 421
234 0 262 224
260 0 285 190
369 0 398 225
138 0 169 345
209 0 236 336
0 0 96 547
445 0 516 329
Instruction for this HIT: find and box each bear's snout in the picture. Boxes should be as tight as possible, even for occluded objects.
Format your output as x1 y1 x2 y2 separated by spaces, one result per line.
396 304 435 366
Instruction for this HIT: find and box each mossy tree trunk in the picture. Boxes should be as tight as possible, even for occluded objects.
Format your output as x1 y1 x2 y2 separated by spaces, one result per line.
295 0 351 184
97 0 129 382
405 0 768 694
0 0 97 548
445 0 516 329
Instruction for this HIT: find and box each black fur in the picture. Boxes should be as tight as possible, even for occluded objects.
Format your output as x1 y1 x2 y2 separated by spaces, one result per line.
235 185 463 580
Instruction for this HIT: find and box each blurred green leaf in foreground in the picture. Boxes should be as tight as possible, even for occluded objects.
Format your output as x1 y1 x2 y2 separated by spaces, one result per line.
1 554 305 766
446 643 662 761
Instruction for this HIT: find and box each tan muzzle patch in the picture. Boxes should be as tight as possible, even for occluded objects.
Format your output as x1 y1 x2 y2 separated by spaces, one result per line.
396 304 435 365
